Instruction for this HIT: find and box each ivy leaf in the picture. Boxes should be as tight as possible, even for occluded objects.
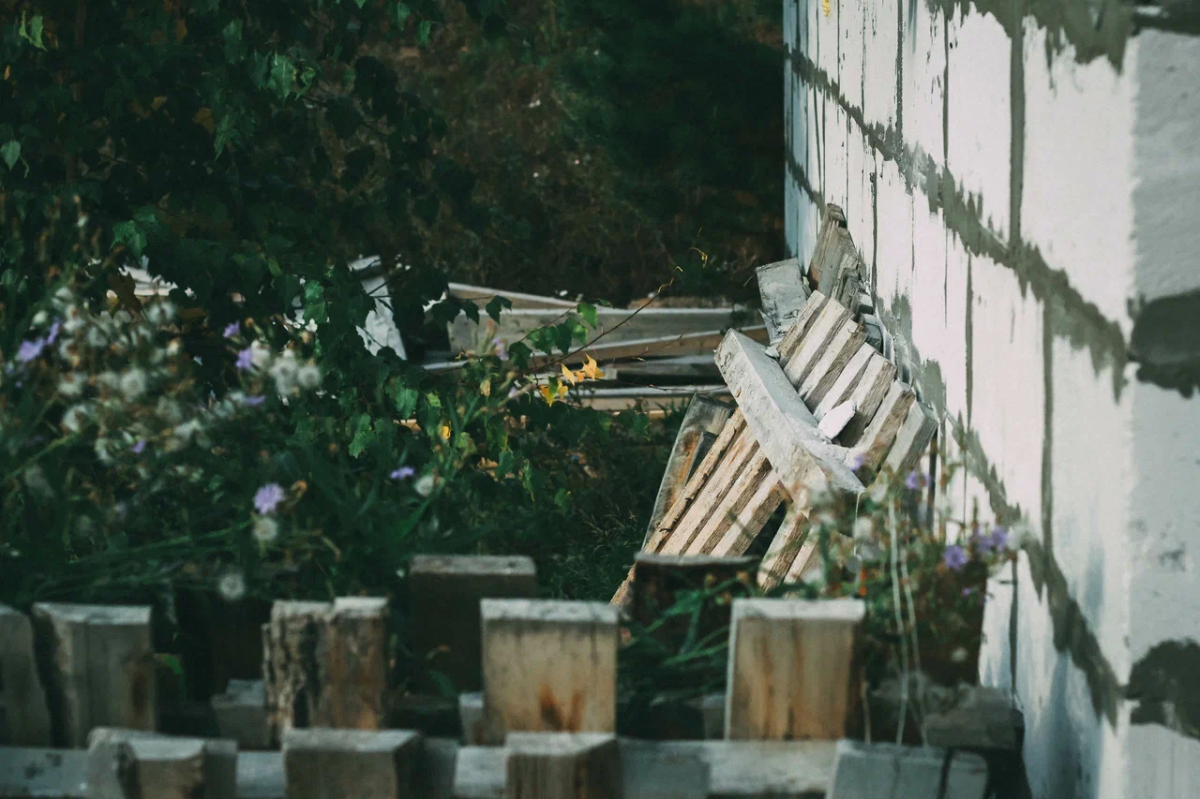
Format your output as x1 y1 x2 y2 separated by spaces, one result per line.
223 20 246 63
418 20 433 46
304 282 328 324
111 221 147 259
355 0 370 8
395 3 411 26
1 141 19 171
348 413 375 458
484 295 511 324
462 302 480 324
577 301 598 329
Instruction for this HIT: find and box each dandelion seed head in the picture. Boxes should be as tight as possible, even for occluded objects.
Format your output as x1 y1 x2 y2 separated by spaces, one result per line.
252 516 280 545
218 570 247 602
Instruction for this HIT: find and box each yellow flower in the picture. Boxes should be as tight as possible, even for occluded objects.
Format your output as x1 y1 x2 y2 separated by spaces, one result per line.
580 354 604 381
539 381 569 406
439 424 451 441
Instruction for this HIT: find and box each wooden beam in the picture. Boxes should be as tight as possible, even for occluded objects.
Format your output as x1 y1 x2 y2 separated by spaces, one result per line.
684 452 781 557
446 283 576 310
812 345 873 421
781 300 853 388
806 204 847 285
837 351 897 445
725 598 866 741
776 291 830 364
756 503 810 591
505 733 622 799
755 258 810 344
845 381 916 472
480 601 618 745
796 316 867 408
714 331 863 505
658 430 759 556
883 398 938 478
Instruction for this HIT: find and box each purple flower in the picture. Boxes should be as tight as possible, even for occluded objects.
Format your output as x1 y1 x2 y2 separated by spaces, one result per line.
943 545 968 572
17 338 46 363
971 529 993 555
961 587 975 598
905 470 922 490
493 337 509 360
244 395 266 407
236 346 254 371
253 483 285 515
223 321 240 339
849 453 866 471
131 440 147 455
507 385 520 400
46 320 61 344
390 466 415 481
989 524 1009 551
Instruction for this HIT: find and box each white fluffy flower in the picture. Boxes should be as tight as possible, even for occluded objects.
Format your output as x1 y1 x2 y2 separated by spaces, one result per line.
414 474 436 498
32 310 48 326
22 465 54 500
270 357 299 395
62 403 92 433
217 570 247 602
119 368 148 400
172 419 203 446
156 397 183 423
252 516 280 545
297 364 321 390
250 340 272 369
85 326 109 349
166 338 182 357
94 437 113 465
852 515 874 542
58 372 85 397
145 302 176 326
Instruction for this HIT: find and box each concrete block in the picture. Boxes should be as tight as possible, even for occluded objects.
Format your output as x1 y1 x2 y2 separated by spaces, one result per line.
828 739 988 799
862 0 900 130
32 603 156 747
874 156 914 311
824 98 850 208
946 5 1011 239
281 728 421 799
901 0 947 165
505 733 621 799
725 598 866 740
408 555 537 693
85 727 237 799
211 679 269 750
814 0 838 81
481 600 618 744
459 692 483 746
0 747 88 798
0 604 52 746
839 0 865 109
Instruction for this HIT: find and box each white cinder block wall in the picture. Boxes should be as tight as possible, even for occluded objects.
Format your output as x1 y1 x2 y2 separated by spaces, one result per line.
784 2 1200 797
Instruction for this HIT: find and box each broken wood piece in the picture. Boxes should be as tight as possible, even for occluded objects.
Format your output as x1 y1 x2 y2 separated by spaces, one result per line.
85 727 237 799
725 598 866 741
643 395 735 547
408 555 538 692
211 679 269 750
845 381 917 472
812 344 872 421
756 258 810 344
530 326 771 370
756 503 810 591
817 401 856 441
480 600 618 745
0 604 52 746
883 397 938 479
282 728 422 799
796 317 867 408
837 352 898 446
781 299 853 388
776 291 830 364
505 733 622 799
807 204 848 286
657 428 759 556
827 740 988 799
32 603 156 748
262 598 389 741
714 331 863 505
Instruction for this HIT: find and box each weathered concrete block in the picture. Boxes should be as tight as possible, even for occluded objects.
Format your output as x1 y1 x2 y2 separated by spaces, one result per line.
408 555 537 693
0 604 52 746
0 746 88 798
459 692 483 746
757 258 810 345
211 679 269 750
32 603 156 747
85 727 236 799
505 733 622 799
725 598 865 740
281 727 421 799
828 739 988 799
481 600 618 745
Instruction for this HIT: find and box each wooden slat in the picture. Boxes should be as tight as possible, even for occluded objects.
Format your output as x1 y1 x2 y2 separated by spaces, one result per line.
659 433 761 556
838 352 898 445
649 412 746 547
813 345 873 421
777 291 830 363
704 478 786 559
883 398 938 478
448 283 577 310
756 503 810 591
684 451 778 556
807 205 847 286
797 317 867 408
782 300 853 387
714 331 863 505
846 381 917 472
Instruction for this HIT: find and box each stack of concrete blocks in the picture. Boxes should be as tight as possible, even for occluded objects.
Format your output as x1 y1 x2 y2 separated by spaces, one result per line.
786 1 1200 796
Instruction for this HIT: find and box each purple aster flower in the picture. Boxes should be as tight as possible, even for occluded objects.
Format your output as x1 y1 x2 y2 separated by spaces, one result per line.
962 587 975 598
46 320 61 344
850 453 866 471
905 470 922 491
131 439 147 455
943 545 968 572
972 529 994 555
223 321 240 339
493 337 509 360
236 346 254 371
253 483 285 515
17 337 46 363
390 466 416 481
990 525 1009 552
507 385 520 400
244 395 266 407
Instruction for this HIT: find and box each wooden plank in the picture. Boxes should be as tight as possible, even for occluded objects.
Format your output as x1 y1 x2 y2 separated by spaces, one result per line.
705 477 786 559
781 530 823 587
714 331 863 505
408 556 537 693
817 401 856 441
480 601 618 745
725 598 866 741
31 603 156 748
685 452 781 557
756 504 810 592
845 381 917 472
505 733 622 799
806 205 847 286
658 433 760 556
883 398 938 478
643 396 735 547
0 604 52 746
796 316 867 408
837 351 897 445
447 283 576 310
813 344 873 421
755 258 809 344
781 300 853 388
776 291 829 363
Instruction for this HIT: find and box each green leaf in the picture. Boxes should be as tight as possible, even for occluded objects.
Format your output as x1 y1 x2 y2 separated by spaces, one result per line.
484 296 511 324
577 301 598 328
393 386 419 419
348 413 375 458
304 282 328 324
355 0 370 8
418 20 433 46
223 20 246 63
395 3 412 26
1 141 19 171
111 221 147 259
29 16 45 50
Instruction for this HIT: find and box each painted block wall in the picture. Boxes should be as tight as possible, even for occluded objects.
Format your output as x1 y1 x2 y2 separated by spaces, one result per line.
784 3 1200 797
